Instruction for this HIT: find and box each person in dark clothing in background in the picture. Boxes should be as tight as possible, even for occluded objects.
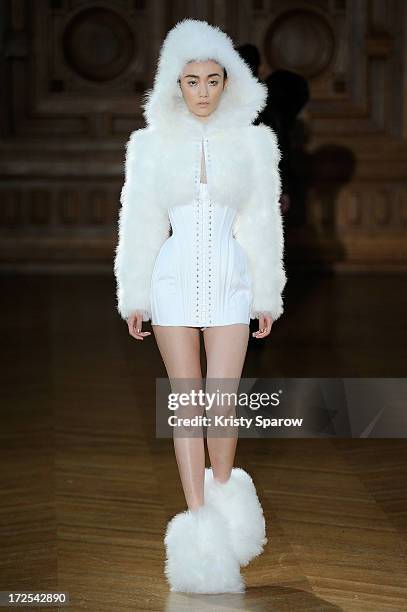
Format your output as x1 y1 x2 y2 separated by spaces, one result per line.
237 44 309 210
237 44 310 350
257 69 310 212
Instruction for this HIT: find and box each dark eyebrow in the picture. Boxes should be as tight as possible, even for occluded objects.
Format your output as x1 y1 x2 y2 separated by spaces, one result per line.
182 73 222 79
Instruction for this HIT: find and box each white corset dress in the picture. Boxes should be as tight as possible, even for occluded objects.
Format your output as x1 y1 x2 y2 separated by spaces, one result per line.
150 181 253 330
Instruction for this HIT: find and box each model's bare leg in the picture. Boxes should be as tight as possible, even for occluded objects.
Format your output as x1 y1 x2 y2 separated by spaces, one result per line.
203 323 250 483
152 325 205 511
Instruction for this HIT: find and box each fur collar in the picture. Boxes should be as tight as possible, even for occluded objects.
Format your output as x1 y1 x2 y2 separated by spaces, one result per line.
141 18 268 136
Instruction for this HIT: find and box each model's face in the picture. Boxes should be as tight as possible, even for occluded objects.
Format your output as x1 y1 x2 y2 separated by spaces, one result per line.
178 60 228 122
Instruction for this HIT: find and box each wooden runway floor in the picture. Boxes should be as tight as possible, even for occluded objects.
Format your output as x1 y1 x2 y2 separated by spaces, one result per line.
1 272 407 611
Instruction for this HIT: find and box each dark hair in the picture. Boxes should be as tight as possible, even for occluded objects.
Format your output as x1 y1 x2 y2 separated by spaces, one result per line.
178 60 228 87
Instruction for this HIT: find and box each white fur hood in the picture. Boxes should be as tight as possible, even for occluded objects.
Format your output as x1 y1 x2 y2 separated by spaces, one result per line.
114 19 287 323
141 18 268 133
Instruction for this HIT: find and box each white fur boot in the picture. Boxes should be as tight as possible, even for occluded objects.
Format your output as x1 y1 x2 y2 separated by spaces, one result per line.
204 467 267 566
164 503 245 593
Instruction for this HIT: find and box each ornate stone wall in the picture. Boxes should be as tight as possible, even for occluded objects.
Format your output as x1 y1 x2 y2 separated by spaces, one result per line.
1 0 406 271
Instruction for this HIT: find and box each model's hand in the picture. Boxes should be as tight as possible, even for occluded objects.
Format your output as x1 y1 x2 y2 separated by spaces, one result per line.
127 311 152 341
252 313 274 339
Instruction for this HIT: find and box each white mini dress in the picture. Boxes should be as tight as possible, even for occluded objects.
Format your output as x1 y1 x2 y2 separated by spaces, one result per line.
150 181 253 330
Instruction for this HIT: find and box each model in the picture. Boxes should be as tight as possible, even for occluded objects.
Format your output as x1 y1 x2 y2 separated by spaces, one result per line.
114 18 286 593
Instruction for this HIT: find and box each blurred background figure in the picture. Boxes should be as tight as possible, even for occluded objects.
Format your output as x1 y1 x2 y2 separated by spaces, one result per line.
257 69 310 214
238 43 310 213
238 44 310 350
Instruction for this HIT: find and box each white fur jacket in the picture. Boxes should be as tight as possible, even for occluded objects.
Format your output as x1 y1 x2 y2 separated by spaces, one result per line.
114 19 287 323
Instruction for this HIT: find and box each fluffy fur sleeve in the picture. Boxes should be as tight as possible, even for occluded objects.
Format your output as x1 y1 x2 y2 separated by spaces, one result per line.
233 123 287 321
114 129 170 322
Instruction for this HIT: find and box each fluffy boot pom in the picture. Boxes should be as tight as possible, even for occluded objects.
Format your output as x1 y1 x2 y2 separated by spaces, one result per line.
164 503 245 593
204 467 267 566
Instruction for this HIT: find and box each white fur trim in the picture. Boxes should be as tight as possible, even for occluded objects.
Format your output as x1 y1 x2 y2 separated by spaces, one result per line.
113 129 171 321
204 467 267 566
164 504 245 593
234 124 287 320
